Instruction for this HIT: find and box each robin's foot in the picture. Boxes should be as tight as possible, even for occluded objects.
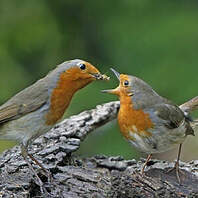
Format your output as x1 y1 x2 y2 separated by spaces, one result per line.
27 152 53 183
166 161 185 184
21 144 54 192
24 157 48 194
28 155 61 194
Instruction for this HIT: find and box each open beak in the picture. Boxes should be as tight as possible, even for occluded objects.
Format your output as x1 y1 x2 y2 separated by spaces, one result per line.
101 68 121 95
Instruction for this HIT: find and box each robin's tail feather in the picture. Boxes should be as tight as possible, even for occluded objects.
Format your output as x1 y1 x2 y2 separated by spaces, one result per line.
179 96 198 132
179 96 198 114
190 120 198 131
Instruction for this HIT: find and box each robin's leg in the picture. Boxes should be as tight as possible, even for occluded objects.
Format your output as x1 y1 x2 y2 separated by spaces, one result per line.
21 144 46 194
21 142 52 182
166 143 184 183
141 154 152 175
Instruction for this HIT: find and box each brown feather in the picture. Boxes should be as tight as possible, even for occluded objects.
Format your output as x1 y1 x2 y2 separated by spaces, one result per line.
0 104 19 123
0 78 48 124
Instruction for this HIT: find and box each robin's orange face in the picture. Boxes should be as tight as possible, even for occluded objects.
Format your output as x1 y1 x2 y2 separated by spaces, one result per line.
102 68 133 97
115 74 133 97
65 61 109 81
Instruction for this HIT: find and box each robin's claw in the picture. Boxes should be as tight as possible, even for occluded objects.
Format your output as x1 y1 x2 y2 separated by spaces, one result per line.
166 164 185 184
166 144 185 184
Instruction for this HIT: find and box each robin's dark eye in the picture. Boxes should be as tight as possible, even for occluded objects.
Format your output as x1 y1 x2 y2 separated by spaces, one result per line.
79 63 86 70
124 80 129 86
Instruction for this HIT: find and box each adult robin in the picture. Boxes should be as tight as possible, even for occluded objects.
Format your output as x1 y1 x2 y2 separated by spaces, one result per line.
102 68 194 183
0 59 109 189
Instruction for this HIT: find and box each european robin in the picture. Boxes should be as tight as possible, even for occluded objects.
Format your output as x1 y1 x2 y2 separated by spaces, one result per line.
102 68 194 183
0 59 109 189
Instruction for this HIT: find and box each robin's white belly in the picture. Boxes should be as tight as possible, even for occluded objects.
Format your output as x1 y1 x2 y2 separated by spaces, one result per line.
0 104 53 146
128 123 187 154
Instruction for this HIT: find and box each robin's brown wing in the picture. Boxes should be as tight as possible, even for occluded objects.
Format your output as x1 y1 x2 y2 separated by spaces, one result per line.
0 78 49 124
151 103 194 136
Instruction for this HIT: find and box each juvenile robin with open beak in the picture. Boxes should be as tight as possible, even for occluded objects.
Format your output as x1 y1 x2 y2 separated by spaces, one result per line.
0 59 109 189
102 68 194 183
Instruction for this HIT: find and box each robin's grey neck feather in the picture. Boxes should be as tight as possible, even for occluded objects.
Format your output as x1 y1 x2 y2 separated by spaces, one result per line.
46 59 83 98
129 76 168 109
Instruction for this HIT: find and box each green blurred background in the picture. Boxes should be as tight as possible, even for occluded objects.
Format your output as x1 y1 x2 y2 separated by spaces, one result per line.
0 0 198 161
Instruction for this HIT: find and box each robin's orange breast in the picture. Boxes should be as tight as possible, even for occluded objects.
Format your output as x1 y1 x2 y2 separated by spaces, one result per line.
118 95 154 140
45 68 93 125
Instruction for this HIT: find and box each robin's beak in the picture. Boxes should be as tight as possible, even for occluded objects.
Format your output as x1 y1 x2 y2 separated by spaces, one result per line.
101 86 120 96
110 68 120 80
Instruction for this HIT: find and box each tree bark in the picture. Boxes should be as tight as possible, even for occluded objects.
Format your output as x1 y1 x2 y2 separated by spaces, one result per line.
0 101 198 198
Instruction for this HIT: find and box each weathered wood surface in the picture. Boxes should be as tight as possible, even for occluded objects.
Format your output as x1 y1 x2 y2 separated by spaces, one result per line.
0 101 198 198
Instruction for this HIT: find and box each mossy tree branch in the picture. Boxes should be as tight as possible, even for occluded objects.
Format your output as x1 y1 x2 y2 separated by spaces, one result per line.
0 99 198 197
